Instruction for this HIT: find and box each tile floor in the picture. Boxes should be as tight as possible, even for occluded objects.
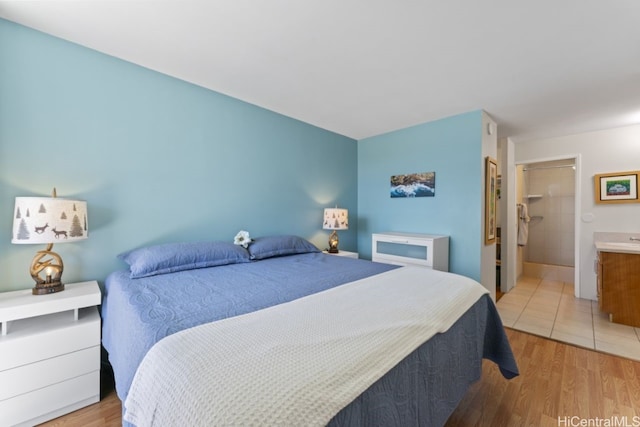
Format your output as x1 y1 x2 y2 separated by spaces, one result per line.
496 276 640 361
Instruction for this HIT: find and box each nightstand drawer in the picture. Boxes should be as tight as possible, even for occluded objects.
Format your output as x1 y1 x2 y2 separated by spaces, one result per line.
0 345 100 401
0 370 100 427
0 307 99 371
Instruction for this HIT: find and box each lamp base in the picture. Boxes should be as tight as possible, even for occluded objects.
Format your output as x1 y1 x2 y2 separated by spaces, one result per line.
32 282 65 295
30 243 65 296
328 230 340 253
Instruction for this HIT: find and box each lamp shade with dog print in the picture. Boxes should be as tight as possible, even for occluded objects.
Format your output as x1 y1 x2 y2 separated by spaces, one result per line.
12 190 88 295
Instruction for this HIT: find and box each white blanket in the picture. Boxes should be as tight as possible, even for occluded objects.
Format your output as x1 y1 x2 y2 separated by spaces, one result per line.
124 266 488 427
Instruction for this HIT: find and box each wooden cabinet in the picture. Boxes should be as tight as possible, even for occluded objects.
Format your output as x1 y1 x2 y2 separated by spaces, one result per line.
597 251 640 327
372 232 449 271
0 281 101 426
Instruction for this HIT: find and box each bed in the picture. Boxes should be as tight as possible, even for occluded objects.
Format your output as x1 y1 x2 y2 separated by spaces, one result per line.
101 235 518 427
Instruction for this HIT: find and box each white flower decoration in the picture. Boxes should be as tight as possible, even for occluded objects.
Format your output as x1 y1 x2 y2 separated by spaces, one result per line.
234 230 251 248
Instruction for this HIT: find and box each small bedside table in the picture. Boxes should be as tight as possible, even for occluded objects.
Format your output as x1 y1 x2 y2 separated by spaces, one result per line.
0 281 101 427
323 250 359 259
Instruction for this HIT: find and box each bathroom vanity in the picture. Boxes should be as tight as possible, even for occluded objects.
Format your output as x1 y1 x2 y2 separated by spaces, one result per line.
595 232 640 328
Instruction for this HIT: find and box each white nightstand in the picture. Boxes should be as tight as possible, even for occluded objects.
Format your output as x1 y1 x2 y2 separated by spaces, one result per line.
324 250 359 259
0 281 101 427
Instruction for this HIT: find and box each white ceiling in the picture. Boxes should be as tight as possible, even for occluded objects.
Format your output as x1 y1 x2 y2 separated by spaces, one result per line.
2 1 640 142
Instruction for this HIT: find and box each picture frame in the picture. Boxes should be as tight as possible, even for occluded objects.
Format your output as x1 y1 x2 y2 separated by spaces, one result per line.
390 172 435 198
594 171 639 204
485 157 497 244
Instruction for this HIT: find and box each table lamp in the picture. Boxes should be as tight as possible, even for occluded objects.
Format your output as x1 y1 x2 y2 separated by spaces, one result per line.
11 189 88 295
323 207 348 253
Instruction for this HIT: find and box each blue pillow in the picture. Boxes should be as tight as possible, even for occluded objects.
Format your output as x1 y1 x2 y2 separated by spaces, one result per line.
248 235 320 260
118 241 251 278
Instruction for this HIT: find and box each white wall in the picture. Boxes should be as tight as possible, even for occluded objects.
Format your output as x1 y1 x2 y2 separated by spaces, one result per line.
515 164 524 280
498 138 517 292
481 112 498 300
514 124 640 300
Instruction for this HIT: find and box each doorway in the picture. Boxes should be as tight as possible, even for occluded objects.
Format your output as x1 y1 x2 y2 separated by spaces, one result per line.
515 156 580 296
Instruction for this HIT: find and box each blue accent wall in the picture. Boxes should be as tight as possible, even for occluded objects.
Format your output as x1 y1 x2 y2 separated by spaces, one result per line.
357 112 483 280
0 19 357 291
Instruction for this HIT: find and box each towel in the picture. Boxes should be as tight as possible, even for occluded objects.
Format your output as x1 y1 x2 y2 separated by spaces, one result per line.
517 203 530 246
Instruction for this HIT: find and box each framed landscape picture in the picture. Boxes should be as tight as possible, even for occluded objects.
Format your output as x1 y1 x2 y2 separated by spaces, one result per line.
485 157 497 244
594 171 639 204
390 172 435 198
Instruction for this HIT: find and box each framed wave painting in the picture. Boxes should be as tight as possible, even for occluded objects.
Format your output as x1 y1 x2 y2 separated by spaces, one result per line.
390 172 435 198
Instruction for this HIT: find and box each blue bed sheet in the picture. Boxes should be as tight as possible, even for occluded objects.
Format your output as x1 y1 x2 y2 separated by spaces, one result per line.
101 252 397 401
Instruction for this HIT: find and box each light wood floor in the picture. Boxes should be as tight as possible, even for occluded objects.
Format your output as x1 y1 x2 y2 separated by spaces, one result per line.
39 328 640 427
445 328 640 426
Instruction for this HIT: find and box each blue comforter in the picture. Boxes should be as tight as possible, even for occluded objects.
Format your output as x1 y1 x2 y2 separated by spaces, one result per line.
101 252 397 401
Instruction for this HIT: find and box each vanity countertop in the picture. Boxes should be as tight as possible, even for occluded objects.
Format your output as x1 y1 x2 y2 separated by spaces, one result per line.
595 232 640 254
595 241 640 254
